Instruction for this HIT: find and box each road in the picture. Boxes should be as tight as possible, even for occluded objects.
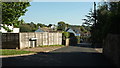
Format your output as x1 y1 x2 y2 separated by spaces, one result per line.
1 43 116 68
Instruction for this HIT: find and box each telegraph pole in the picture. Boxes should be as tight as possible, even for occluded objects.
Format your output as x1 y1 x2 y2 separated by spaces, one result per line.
94 2 97 24
92 2 97 48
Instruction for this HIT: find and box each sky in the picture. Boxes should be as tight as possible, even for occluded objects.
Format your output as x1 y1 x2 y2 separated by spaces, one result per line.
20 2 96 25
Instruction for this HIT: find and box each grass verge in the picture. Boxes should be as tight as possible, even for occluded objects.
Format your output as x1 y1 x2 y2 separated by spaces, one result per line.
0 49 35 56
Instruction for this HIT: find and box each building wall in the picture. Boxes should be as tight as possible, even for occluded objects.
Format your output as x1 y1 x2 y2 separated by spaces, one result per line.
0 24 19 33
13 28 20 33
2 32 62 49
103 34 120 68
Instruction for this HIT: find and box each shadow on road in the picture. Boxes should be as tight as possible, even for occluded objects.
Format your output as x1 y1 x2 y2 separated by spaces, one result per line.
72 43 103 48
2 51 116 68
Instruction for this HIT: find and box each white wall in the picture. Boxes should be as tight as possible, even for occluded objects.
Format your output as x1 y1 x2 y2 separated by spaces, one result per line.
0 24 19 33
13 28 20 33
0 27 7 33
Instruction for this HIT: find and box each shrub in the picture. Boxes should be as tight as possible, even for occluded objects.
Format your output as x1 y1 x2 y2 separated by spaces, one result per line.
19 24 32 32
62 32 70 38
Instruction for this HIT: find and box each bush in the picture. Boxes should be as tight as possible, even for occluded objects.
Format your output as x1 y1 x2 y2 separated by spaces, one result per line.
62 32 70 38
19 24 33 32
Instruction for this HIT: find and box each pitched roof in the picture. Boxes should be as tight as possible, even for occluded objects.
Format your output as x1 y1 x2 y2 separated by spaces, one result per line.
35 28 44 32
35 27 57 32
66 28 76 34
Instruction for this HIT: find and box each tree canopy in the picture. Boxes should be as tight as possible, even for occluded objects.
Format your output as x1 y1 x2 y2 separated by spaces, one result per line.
2 2 30 31
82 2 120 45
57 21 67 31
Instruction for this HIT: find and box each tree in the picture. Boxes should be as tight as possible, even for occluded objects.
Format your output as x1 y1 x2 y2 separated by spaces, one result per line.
14 19 25 28
2 2 30 31
29 22 38 31
80 26 88 33
108 2 120 34
82 11 94 26
82 2 120 46
48 24 52 27
57 21 66 31
37 23 47 27
20 19 25 25
19 24 32 32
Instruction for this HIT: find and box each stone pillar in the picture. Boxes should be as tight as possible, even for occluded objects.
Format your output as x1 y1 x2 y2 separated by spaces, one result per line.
65 38 70 46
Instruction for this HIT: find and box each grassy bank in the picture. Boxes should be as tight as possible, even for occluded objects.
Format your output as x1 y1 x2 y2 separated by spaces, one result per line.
0 49 35 55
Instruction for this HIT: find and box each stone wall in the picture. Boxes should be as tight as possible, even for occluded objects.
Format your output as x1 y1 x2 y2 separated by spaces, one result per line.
103 34 120 68
2 32 62 49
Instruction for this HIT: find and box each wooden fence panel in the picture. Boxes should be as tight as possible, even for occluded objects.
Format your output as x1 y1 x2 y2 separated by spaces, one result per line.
36 32 45 46
49 33 54 45
2 32 62 49
42 32 48 45
2 33 19 49
19 33 29 49
58 33 62 45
